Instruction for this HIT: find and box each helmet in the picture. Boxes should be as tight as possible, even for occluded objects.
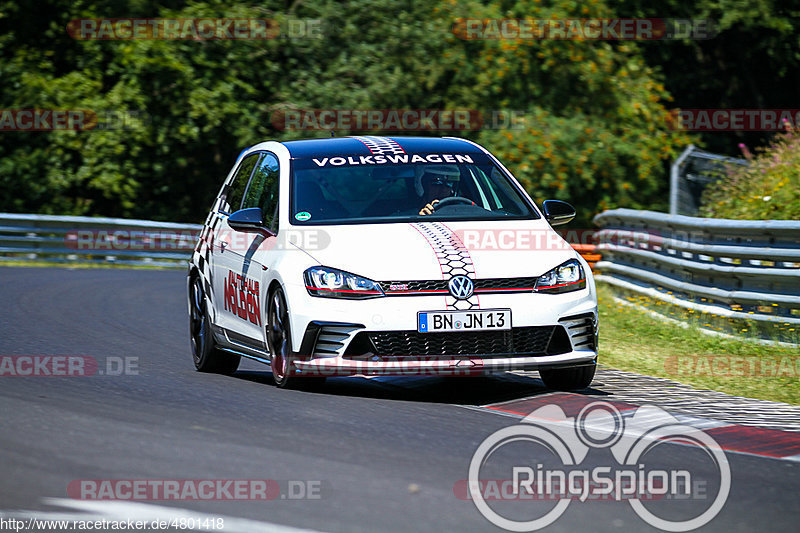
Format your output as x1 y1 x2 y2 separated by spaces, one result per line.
414 164 460 196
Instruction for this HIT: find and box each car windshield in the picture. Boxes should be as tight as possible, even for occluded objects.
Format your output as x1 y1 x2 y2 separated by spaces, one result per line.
290 153 538 224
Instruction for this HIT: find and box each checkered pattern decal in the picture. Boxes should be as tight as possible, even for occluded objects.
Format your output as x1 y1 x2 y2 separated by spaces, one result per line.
411 222 479 310
351 136 406 155
190 210 221 310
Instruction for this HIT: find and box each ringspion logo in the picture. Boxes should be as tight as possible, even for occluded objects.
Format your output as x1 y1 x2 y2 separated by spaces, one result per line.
466 402 730 531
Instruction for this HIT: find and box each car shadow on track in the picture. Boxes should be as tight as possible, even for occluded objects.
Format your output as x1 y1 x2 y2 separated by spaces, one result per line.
232 369 612 406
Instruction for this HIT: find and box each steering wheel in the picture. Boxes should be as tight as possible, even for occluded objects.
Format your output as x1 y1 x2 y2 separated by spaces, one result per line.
433 196 474 210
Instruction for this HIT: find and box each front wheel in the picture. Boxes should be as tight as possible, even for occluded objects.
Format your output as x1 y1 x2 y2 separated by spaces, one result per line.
267 287 293 387
266 287 325 390
189 275 240 374
539 362 596 391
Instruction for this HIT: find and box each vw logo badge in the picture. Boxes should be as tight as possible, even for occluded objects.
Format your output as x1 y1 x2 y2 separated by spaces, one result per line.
448 275 474 300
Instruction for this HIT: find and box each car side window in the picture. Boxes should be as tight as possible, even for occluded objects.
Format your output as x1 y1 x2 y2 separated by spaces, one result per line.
221 153 260 213
242 152 280 229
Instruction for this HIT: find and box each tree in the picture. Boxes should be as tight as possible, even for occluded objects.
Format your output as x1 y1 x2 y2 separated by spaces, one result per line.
1 0 693 225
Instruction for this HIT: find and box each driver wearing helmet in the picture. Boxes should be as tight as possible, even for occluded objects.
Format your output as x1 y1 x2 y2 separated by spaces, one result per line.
417 165 461 215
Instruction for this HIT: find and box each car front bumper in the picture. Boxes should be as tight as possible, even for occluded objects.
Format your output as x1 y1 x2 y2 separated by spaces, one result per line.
292 349 597 377
281 280 598 377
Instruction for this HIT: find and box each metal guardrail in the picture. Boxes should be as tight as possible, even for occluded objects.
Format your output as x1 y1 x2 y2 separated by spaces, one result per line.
669 144 747 216
0 213 201 268
0 213 600 271
593 208 800 343
4 209 795 342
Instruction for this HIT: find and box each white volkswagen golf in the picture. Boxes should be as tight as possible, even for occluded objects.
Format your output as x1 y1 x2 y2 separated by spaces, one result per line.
188 136 598 390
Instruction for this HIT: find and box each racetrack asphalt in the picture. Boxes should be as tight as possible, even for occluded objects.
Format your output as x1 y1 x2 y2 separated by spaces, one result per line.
0 267 797 532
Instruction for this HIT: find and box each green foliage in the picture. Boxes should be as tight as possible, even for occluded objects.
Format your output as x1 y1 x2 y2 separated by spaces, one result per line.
700 126 800 220
1 0 691 223
442 0 693 223
615 0 800 155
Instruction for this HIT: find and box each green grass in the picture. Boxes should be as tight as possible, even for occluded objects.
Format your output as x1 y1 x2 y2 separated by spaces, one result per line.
597 283 800 405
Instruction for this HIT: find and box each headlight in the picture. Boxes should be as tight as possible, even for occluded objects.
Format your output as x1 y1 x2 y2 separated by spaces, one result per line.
304 266 384 299
534 259 586 294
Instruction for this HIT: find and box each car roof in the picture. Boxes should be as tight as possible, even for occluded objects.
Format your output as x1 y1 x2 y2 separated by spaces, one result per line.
280 136 485 159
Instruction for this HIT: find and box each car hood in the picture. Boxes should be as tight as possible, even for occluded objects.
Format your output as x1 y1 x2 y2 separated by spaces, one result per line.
294 219 578 281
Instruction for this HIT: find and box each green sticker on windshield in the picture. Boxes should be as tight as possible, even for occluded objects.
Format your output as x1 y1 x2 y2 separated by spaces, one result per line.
295 211 311 221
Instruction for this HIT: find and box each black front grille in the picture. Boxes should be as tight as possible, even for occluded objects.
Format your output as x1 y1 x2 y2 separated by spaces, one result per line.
378 277 538 295
365 326 568 357
476 277 538 291
379 280 448 292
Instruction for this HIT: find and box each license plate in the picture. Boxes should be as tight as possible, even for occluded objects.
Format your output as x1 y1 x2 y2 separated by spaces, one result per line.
417 309 511 333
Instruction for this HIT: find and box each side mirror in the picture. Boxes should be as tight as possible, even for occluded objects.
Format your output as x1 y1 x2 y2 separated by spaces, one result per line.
542 200 576 226
228 207 270 234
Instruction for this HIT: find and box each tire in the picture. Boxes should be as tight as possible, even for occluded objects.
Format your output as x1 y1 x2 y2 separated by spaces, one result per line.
189 275 240 374
540 362 596 391
266 287 324 390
